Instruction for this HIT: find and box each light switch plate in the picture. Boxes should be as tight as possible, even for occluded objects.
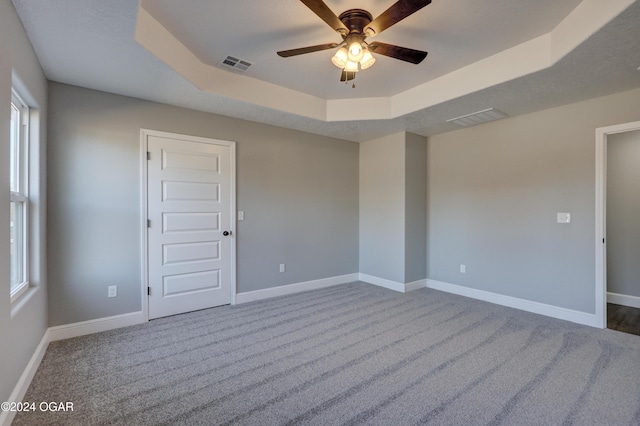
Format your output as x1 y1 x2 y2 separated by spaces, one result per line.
557 213 571 224
108 285 117 298
238 211 245 221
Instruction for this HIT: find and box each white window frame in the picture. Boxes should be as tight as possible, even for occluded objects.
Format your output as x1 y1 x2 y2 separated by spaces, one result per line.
10 90 29 303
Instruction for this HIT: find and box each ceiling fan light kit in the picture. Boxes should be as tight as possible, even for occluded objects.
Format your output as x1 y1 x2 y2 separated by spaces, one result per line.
347 40 364 62
360 47 376 70
277 0 431 83
332 41 372 72
331 47 348 68
344 60 359 73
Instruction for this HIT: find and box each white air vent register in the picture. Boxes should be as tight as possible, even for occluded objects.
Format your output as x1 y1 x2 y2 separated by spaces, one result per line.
218 55 253 73
447 108 508 127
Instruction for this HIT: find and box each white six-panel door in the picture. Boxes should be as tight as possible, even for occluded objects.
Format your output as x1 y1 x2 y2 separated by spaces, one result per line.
143 130 234 319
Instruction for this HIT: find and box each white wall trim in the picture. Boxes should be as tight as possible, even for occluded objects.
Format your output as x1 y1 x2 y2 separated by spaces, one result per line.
48 311 146 342
235 274 359 304
0 331 49 426
359 274 405 292
595 120 640 329
426 279 600 327
140 129 150 321
358 274 426 293
405 279 427 292
608 292 640 309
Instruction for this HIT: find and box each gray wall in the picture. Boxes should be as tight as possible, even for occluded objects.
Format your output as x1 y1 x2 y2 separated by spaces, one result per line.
359 132 427 284
607 130 640 298
427 88 640 314
405 133 427 283
359 133 406 283
47 82 359 327
0 0 48 406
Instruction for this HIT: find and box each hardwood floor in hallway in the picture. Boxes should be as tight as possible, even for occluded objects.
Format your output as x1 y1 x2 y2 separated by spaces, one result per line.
607 303 640 336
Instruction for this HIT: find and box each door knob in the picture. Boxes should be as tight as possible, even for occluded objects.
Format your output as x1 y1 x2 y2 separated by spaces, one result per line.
223 231 231 236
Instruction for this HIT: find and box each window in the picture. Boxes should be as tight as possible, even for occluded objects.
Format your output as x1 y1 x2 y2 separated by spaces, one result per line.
10 92 29 302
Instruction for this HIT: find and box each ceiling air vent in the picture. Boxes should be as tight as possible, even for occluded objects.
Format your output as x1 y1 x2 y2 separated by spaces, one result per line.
446 108 508 127
218 55 253 74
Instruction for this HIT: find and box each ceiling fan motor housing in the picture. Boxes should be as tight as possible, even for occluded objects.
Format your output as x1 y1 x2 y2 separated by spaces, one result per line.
338 9 373 36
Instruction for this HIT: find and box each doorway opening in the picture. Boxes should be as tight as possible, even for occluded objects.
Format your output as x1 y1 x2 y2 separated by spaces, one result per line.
595 121 640 333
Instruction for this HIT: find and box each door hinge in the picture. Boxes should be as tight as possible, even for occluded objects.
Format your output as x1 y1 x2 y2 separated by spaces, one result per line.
603 238 605 244
147 286 151 296
147 151 151 160
147 219 151 228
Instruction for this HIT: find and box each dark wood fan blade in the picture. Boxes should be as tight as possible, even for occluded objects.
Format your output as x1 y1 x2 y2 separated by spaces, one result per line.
277 43 339 57
365 0 431 36
300 0 348 33
340 70 356 82
369 42 427 64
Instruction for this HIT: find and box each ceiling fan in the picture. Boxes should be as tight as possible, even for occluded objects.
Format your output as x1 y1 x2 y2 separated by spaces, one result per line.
277 0 431 82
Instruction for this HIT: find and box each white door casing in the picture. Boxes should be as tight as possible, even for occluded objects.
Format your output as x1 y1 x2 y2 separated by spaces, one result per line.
141 129 235 320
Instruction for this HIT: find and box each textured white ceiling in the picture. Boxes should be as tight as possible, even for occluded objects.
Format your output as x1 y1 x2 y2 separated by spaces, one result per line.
10 0 640 142
141 0 582 99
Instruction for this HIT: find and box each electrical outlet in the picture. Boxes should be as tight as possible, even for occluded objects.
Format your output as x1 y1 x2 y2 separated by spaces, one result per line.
460 264 466 274
557 212 571 224
108 285 117 298
279 264 286 273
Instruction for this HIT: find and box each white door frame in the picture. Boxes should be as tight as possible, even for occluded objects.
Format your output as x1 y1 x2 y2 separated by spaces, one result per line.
140 129 237 322
595 120 640 329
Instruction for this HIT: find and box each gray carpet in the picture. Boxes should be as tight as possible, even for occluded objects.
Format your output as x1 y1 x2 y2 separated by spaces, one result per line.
13 282 640 425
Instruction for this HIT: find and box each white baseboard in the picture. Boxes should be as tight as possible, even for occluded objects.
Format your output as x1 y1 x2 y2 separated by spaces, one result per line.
608 292 640 309
405 279 427 292
358 274 426 293
359 274 405 292
48 311 146 342
235 273 359 304
426 279 600 327
0 331 49 426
